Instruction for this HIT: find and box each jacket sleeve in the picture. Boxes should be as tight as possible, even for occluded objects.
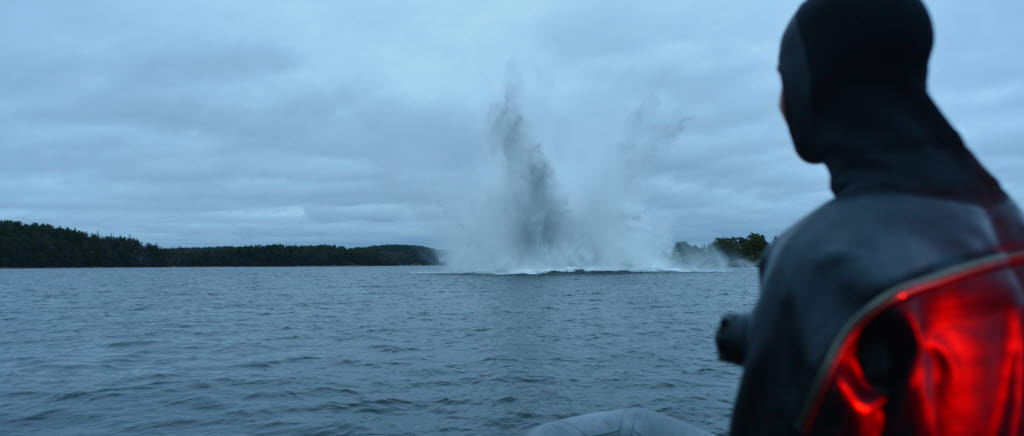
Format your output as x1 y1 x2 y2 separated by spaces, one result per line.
716 312 751 365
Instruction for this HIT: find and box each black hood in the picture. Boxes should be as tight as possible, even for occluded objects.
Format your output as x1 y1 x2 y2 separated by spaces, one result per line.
779 0 1006 205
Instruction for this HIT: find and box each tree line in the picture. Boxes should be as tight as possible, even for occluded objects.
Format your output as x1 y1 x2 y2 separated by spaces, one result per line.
0 220 439 268
673 233 769 264
1 219 770 268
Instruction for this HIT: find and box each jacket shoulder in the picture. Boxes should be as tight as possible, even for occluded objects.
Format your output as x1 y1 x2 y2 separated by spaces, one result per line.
767 194 1003 286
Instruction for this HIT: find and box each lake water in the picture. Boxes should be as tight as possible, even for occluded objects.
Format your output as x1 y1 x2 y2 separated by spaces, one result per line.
0 267 759 435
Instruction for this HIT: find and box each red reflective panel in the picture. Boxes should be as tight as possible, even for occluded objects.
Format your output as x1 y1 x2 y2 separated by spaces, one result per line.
803 254 1024 436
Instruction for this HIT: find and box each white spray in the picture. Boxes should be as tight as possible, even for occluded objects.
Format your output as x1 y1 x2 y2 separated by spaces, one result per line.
442 82 715 274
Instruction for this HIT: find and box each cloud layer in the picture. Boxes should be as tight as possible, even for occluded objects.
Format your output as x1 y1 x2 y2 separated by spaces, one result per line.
2 0 1021 248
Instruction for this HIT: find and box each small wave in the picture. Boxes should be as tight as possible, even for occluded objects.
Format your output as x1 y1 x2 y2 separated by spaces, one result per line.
410 380 454 388
164 395 226 411
236 362 273 369
369 344 420 353
437 266 730 275
54 391 89 401
233 355 321 369
478 355 519 363
7 391 44 399
435 397 472 405
369 398 413 406
244 391 298 401
107 340 158 348
122 418 202 433
12 408 63 423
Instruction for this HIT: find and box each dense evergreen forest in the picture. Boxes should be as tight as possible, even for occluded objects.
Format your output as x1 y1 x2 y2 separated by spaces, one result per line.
673 233 769 264
0 220 438 268
1 220 769 268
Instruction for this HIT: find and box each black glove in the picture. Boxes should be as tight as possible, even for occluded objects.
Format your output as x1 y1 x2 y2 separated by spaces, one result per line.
716 313 750 365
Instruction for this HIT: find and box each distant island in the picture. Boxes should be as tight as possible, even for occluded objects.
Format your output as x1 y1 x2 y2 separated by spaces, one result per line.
673 233 769 265
0 220 438 268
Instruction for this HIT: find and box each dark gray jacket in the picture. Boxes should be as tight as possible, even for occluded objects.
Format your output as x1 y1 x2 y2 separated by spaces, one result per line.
720 0 1024 434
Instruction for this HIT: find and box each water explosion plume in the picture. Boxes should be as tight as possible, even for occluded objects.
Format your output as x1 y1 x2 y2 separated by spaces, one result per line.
443 84 695 274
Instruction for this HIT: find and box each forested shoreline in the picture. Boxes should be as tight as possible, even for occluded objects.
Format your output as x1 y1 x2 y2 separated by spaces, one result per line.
0 220 438 268
1 220 768 268
673 233 769 264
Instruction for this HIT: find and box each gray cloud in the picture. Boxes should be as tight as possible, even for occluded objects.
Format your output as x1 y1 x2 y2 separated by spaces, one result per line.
1 0 1020 249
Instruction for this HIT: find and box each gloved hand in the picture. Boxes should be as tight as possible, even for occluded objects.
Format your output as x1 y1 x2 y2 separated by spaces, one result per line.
716 313 750 365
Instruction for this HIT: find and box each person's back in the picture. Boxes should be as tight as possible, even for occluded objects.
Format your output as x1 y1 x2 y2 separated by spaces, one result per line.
527 0 1024 434
719 0 1024 434
798 250 1024 435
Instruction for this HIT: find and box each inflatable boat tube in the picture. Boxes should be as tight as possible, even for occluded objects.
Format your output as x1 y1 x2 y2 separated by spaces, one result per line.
525 408 714 436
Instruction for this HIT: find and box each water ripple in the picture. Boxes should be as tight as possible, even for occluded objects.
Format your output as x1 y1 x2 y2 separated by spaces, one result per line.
0 266 757 435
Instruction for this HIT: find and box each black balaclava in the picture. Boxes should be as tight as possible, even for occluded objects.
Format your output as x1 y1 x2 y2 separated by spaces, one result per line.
779 0 1006 206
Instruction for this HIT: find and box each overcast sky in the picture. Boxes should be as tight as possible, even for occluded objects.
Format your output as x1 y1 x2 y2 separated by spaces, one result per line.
2 0 1022 248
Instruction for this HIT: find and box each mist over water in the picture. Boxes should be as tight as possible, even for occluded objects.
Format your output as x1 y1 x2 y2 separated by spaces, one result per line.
443 84 705 274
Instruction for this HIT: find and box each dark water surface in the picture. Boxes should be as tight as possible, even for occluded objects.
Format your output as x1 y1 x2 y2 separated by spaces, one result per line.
1 267 759 435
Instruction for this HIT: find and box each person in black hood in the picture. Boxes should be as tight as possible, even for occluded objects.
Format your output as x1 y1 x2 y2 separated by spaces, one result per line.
717 0 1024 434
528 0 1024 434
